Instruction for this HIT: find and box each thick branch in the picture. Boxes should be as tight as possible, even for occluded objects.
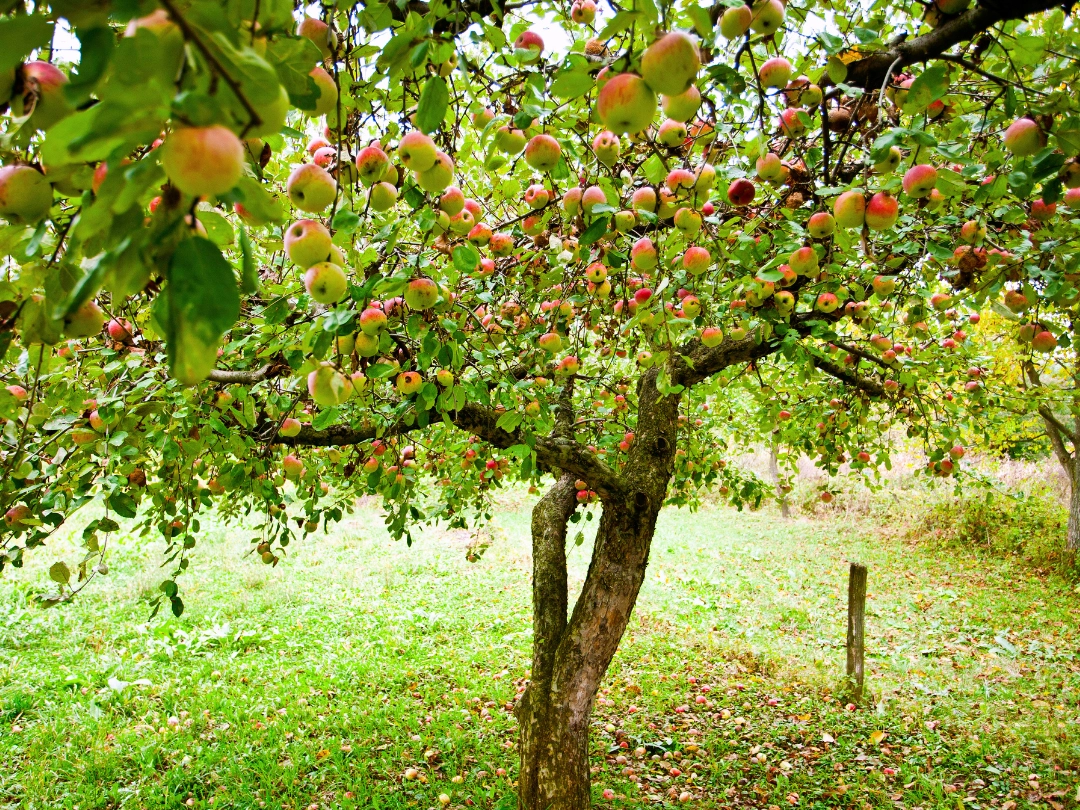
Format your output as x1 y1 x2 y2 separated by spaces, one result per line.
270 401 625 500
528 473 577 686
812 355 887 397
844 0 1068 90
207 363 285 385
1039 405 1075 474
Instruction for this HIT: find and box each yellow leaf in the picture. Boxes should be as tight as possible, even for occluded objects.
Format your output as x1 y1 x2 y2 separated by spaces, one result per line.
869 730 886 745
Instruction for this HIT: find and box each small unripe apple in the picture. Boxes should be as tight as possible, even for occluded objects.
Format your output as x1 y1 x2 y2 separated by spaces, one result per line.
751 0 785 33
0 165 54 224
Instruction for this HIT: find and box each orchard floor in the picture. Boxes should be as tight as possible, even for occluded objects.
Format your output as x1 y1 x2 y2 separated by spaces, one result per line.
1 491 1078 810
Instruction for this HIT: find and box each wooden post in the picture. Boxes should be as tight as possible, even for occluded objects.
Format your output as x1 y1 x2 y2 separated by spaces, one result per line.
845 562 867 702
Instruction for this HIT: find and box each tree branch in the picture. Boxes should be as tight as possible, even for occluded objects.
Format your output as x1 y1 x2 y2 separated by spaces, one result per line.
843 0 1070 91
207 363 286 385
811 354 887 397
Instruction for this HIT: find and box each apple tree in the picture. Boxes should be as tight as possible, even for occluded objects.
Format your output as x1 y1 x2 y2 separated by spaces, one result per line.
2 0 1080 805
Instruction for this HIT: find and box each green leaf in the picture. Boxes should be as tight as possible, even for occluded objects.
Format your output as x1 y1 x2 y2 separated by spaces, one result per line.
266 38 322 110
331 208 361 233
580 215 610 246
901 65 948 114
598 10 639 40
171 595 185 618
239 226 258 295
452 243 480 273
642 154 666 185
154 238 241 386
0 15 54 73
49 561 70 585
495 410 523 433
550 70 594 99
416 76 449 134
235 176 286 225
107 492 138 519
195 210 235 246
52 254 109 321
66 27 114 104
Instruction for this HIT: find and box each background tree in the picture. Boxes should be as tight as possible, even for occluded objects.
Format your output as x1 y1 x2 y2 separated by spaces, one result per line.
2 0 1079 806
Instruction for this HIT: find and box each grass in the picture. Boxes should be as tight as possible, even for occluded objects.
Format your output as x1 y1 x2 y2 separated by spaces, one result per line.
1 488 1079 809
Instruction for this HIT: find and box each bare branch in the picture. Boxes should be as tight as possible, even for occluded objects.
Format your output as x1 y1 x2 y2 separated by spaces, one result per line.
207 364 286 385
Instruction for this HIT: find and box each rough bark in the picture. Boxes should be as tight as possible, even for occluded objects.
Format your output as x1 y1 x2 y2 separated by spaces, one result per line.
1036 407 1080 556
1067 469 1080 554
517 368 679 809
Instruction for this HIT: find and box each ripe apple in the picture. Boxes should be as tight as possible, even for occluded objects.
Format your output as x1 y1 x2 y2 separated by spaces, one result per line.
287 163 337 213
1004 290 1029 312
397 131 437 173
283 454 305 479
640 32 700 96
280 417 302 437
538 332 563 353
396 371 423 395
816 292 839 313
807 211 835 238
631 186 657 212
758 57 792 89
902 164 938 198
658 119 689 147
833 190 866 229
514 30 544 64
415 151 455 193
872 275 896 297
720 5 752 39
662 86 701 122
1031 199 1056 221
681 295 701 318
308 364 354 406
682 245 710 275
297 16 334 59
700 326 724 347
304 262 348 304
404 278 439 310
597 73 657 135
438 186 465 215
436 368 454 387
1003 117 1045 156
865 191 898 230
3 504 31 527
1031 330 1057 352
727 178 755 206
0 165 54 225
160 125 245 198
525 134 561 171
673 207 702 236
788 246 818 275
778 107 806 137
108 318 134 343
571 0 596 23
773 290 795 315
756 152 783 182
285 219 332 268
309 67 338 116
355 146 390 186
15 61 72 131
1064 187 1080 210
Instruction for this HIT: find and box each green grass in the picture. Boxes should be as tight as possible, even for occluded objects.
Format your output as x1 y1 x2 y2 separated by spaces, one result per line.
2 490 1079 809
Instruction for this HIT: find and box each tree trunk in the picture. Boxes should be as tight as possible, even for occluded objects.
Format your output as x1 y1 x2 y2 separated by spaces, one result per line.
517 369 679 809
769 443 790 518
1067 467 1080 557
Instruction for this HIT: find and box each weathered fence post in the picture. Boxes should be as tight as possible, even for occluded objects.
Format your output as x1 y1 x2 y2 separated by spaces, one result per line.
845 562 867 702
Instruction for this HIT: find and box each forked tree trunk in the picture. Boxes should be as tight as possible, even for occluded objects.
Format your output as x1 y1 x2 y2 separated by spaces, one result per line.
517 370 678 810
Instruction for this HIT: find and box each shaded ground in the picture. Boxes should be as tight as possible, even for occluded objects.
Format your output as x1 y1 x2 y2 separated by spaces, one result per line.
2 491 1078 808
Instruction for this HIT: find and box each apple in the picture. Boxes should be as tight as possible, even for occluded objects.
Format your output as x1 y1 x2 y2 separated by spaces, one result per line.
816 292 839 313
355 146 390 186
807 211 835 238
416 151 455 193
439 186 465 215
496 126 528 154
640 32 700 96
525 134 562 171
727 178 755 206
751 0 785 33
283 454 305 478
597 73 657 135
3 504 31 527
397 131 438 173
673 207 701 236
297 16 334 59
959 220 985 243
571 0 596 23
404 278 440 310
1032 330 1057 352
1064 187 1080 210
5 384 27 401
662 86 701 122
308 364 354 406
902 164 938 198
396 371 423 395
280 417 302 437
758 57 792 89
774 290 795 314
304 262 348 305
287 163 337 213
368 182 398 212
865 191 898 230
538 332 563 353
681 246 712 277
681 295 702 318
779 107 806 137
1003 117 1045 156
784 76 822 107
1031 199 1056 221
0 165 53 224
949 445 965 460
658 119 688 147
788 246 818 275
833 190 866 229
285 219 332 268
16 61 72 131
514 30 544 64
489 232 514 255
701 326 724 347
355 332 380 357
720 5 753 39
524 184 550 210
756 152 783 182
309 67 338 117
1004 290 1029 312
359 307 387 336
632 186 657 213
159 125 244 199
108 318 134 343
872 276 896 297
